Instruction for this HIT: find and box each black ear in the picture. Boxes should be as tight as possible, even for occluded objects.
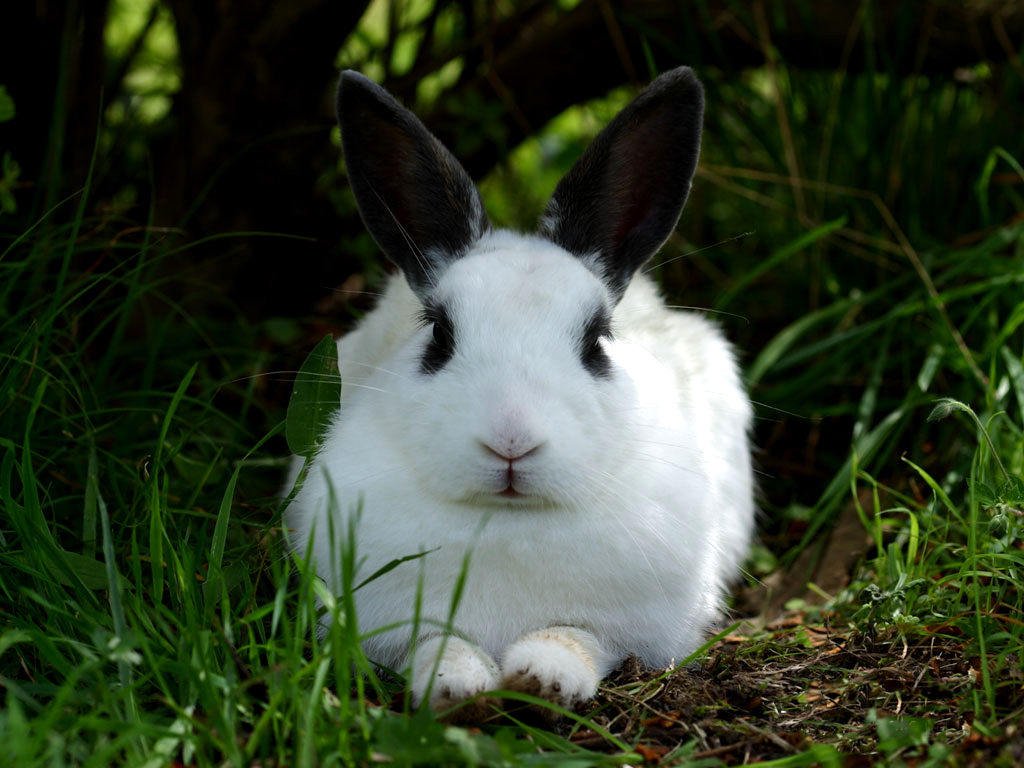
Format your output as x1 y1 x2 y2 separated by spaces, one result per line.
337 71 490 299
540 67 704 301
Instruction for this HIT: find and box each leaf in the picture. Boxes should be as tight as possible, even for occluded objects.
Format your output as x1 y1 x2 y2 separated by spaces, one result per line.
0 85 14 122
975 149 998 224
916 343 943 393
5 551 119 590
1001 345 1024 427
999 474 1024 505
926 397 964 422
0 151 18 214
204 421 285 615
66 550 121 590
971 479 998 507
873 713 933 751
354 549 439 592
286 334 341 457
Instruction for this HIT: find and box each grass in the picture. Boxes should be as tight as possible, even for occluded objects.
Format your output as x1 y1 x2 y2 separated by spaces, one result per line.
2 174 1022 768
3 16 1024 766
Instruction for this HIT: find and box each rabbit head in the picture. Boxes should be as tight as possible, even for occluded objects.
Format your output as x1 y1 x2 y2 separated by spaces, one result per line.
334 68 706 512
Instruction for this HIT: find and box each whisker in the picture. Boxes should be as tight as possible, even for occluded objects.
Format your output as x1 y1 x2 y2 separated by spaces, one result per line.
660 305 750 324
342 361 413 381
222 370 342 386
364 180 436 287
643 231 754 273
325 288 388 299
747 399 812 419
572 475 673 602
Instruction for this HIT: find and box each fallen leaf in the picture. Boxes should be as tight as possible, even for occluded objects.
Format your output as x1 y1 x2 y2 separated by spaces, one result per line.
635 743 669 763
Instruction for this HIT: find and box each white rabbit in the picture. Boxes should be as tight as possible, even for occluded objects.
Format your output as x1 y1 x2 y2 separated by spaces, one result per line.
285 67 755 719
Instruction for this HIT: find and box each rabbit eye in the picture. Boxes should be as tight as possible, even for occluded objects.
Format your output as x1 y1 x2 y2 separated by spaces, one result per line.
580 310 613 378
420 304 456 374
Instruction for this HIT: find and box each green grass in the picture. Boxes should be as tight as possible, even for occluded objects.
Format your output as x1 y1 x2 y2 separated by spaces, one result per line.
2 177 1022 768
3 17 1024 766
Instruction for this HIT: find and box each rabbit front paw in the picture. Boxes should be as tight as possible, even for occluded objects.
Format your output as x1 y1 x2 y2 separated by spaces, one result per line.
410 635 500 722
500 627 601 714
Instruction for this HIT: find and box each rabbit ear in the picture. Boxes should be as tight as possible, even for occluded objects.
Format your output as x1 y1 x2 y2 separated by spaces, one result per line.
337 71 490 299
540 67 704 302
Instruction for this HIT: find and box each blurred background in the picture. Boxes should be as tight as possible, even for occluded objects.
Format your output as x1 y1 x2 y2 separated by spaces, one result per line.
2 0 1023 565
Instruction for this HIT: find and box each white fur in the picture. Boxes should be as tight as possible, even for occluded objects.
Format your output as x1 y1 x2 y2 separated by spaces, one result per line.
411 635 500 719
284 229 754 710
501 626 603 711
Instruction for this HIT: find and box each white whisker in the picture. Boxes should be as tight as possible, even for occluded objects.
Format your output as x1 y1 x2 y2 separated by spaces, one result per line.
642 230 754 272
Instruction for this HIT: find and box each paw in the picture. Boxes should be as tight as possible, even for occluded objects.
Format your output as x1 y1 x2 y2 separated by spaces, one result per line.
500 627 601 714
409 635 500 722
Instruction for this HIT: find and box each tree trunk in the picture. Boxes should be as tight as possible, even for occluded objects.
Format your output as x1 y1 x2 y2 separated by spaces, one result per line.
0 0 109 223
155 0 371 315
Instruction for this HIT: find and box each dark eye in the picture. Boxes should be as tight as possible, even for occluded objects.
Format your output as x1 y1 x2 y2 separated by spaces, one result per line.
580 310 613 378
420 304 456 374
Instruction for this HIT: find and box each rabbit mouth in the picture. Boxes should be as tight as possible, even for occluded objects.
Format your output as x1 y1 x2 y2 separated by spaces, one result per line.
465 485 555 510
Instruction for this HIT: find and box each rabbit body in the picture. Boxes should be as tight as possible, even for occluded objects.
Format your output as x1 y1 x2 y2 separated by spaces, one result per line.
285 67 755 715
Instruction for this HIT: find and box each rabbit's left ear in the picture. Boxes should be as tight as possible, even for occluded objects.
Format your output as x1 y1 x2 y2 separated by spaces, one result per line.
337 71 490 300
540 67 704 302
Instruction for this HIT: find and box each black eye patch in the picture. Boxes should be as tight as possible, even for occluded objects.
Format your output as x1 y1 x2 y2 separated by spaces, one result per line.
418 303 456 374
580 308 613 378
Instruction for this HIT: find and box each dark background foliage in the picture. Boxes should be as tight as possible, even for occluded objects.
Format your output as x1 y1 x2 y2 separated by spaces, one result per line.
4 1 1022 307
2 0 1023 544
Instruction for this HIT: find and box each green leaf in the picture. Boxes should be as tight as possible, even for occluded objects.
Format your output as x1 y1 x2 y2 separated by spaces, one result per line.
0 85 14 122
286 334 341 457
926 397 964 422
999 474 1024 505
0 151 18 214
1001 345 1024 419
4 551 119 590
204 421 285 616
66 550 121 590
873 712 934 751
354 549 439 592
971 479 998 507
82 441 99 560
975 149 998 223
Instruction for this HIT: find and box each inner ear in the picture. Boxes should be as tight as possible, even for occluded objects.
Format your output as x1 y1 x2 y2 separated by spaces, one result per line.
337 71 490 299
541 67 704 302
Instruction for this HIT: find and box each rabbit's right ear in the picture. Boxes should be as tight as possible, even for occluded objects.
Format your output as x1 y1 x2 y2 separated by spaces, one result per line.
540 67 704 302
337 71 490 299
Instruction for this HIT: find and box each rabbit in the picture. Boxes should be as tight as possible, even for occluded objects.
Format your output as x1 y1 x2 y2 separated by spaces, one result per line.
285 66 755 719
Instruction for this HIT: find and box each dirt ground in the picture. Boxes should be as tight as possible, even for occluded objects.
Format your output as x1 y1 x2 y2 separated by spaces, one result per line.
557 616 1023 765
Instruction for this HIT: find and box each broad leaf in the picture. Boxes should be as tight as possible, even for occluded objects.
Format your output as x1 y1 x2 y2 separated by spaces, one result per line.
286 334 341 457
0 86 14 122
